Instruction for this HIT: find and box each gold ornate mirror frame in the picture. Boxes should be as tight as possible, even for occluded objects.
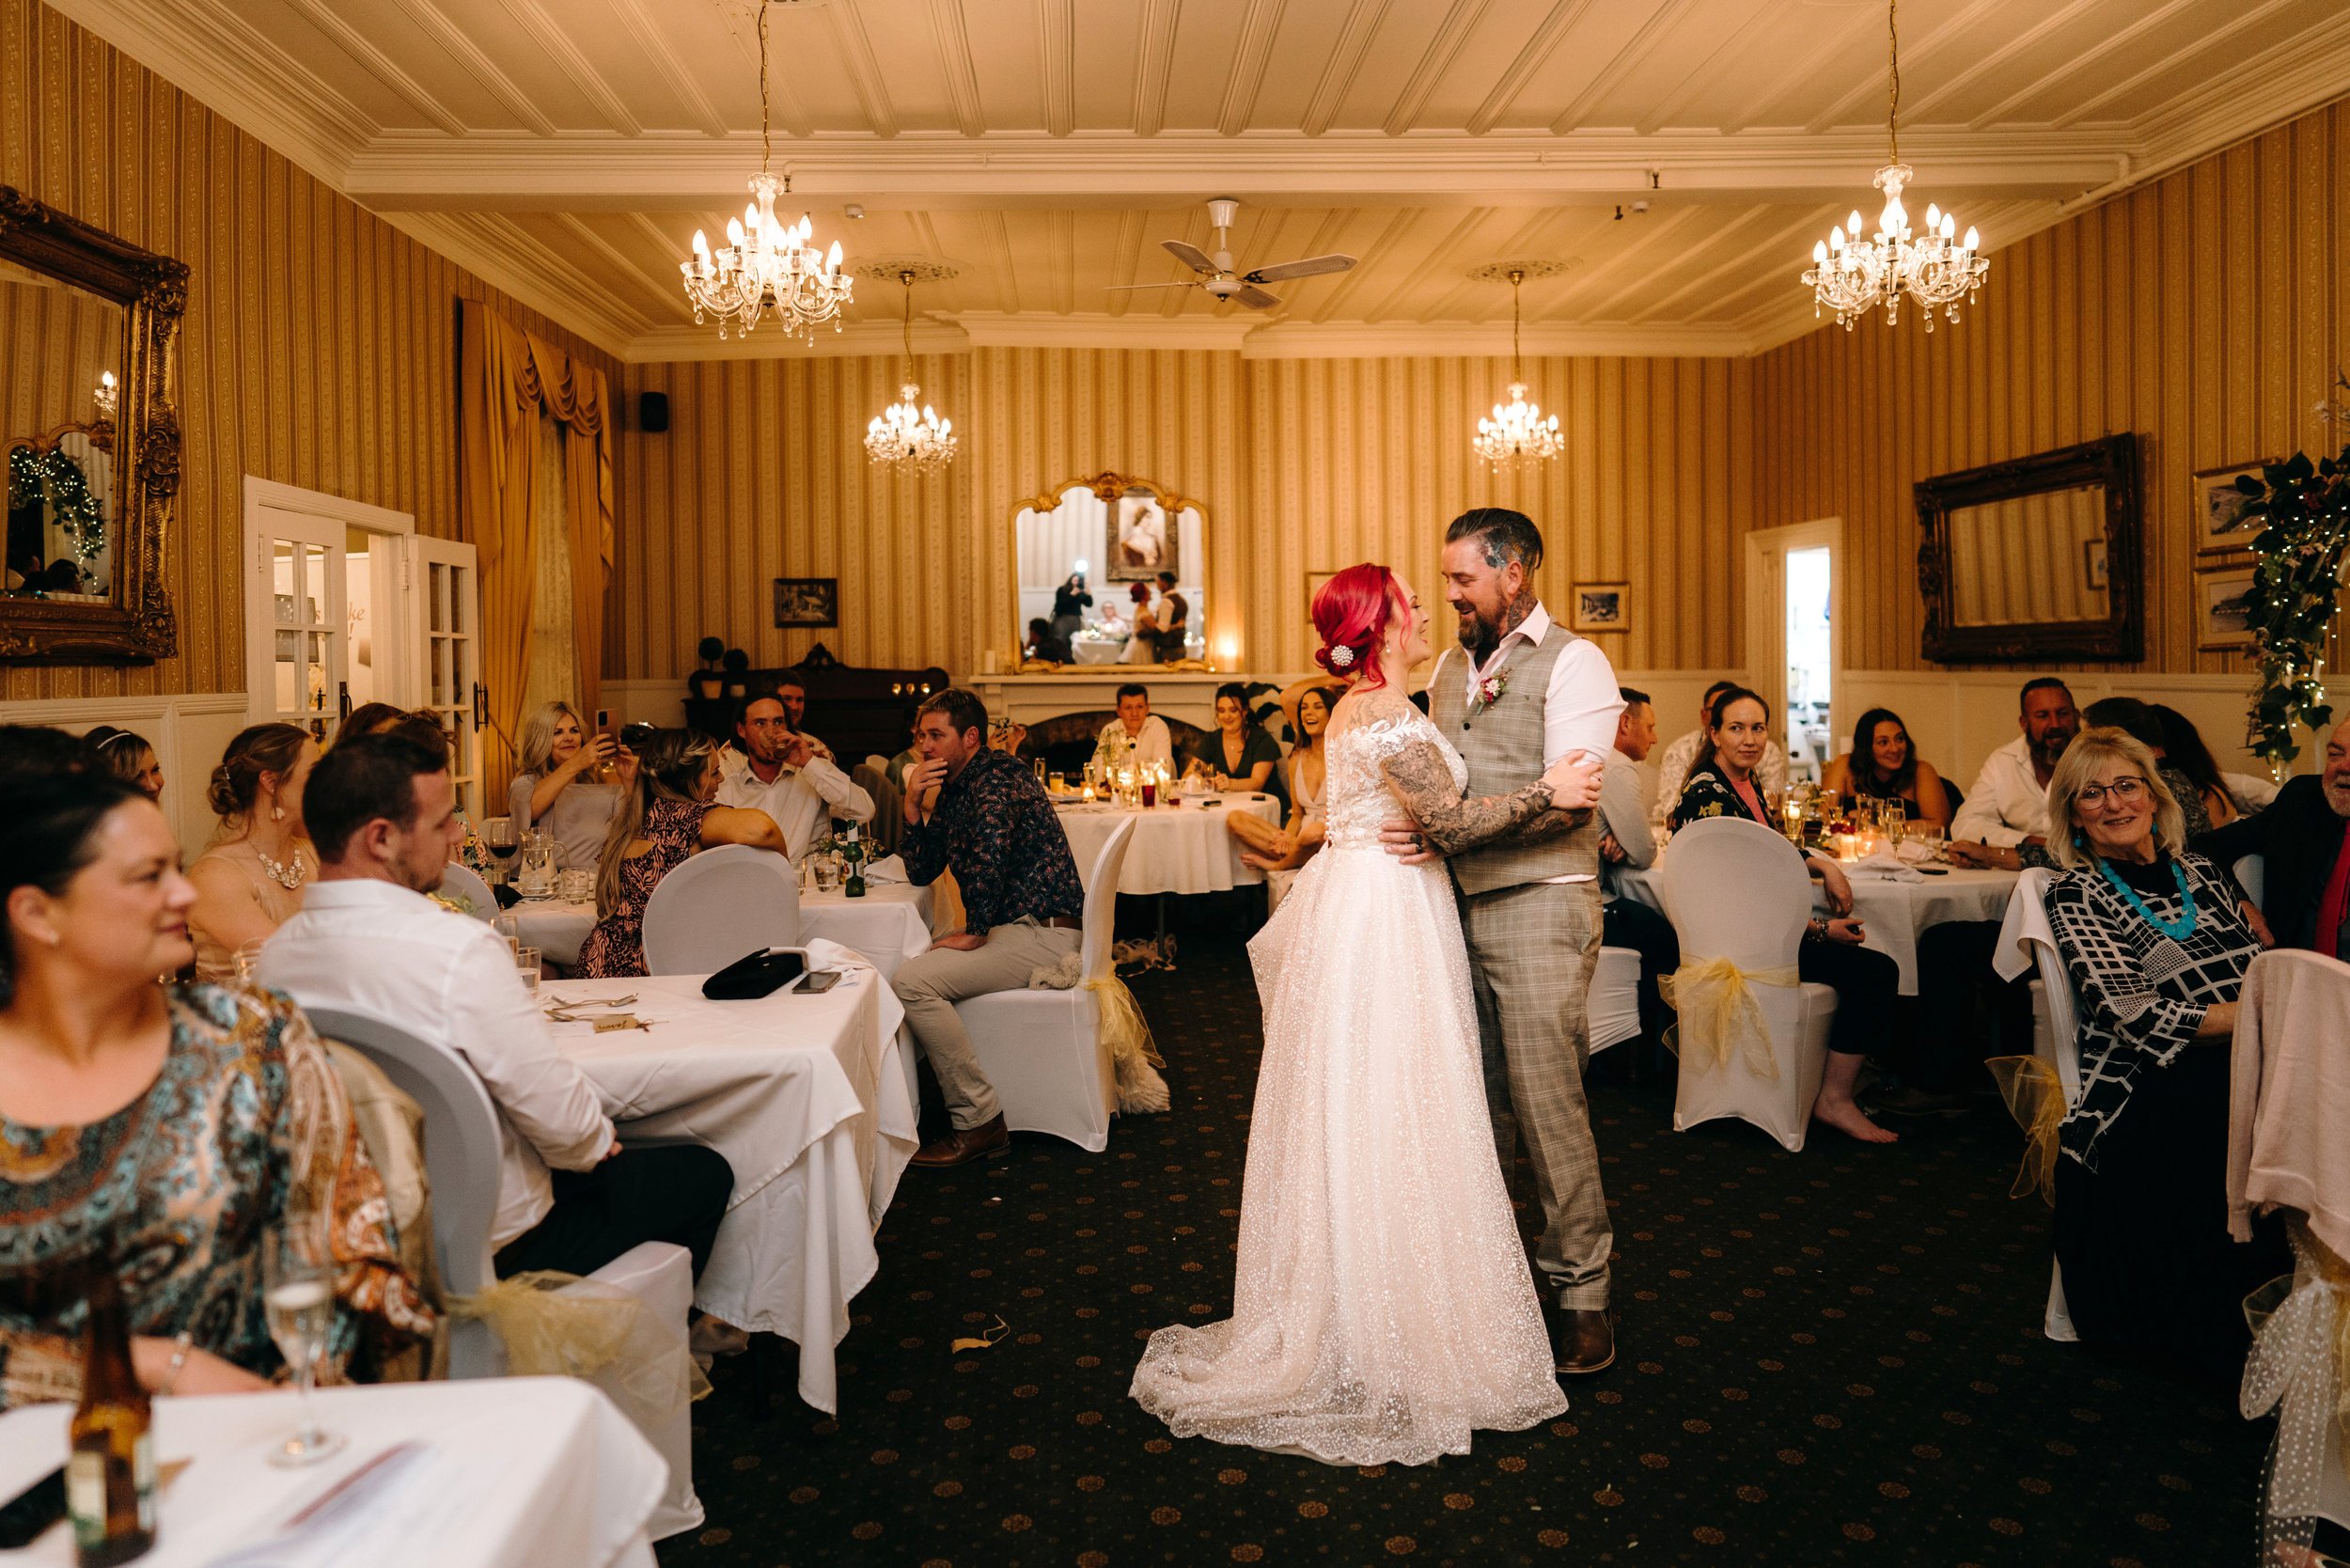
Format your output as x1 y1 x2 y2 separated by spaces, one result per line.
1010 470 1211 672
0 187 184 663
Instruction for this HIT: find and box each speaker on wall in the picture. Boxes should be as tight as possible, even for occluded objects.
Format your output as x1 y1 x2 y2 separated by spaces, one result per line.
638 391 669 433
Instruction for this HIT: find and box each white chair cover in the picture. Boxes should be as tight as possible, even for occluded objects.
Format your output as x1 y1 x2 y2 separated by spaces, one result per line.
1587 946 1643 1056
952 816 1138 1152
439 861 498 920
1655 817 1837 1151
1994 868 2081 1341
305 1004 704 1539
640 844 801 975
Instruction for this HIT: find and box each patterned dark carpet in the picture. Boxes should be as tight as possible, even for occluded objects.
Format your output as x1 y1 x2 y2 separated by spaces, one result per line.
659 923 2275 1568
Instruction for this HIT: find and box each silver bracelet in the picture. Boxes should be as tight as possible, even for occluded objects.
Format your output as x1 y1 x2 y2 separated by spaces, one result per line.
159 1330 195 1396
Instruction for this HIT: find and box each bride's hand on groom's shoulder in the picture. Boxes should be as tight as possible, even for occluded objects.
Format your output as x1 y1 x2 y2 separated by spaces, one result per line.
1541 751 1604 811
1380 816 1442 866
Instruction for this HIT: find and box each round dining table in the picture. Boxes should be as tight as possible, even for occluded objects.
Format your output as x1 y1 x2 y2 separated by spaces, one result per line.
509 874 936 976
1053 792 1284 895
1614 858 2019 996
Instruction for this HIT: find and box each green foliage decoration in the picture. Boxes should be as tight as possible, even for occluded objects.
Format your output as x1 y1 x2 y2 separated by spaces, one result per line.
2227 370 2350 766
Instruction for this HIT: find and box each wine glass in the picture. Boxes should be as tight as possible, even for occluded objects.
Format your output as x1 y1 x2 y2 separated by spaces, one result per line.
482 816 517 867
262 1228 347 1467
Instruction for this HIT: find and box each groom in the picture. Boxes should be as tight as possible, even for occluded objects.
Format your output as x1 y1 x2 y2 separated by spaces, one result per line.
1388 507 1627 1373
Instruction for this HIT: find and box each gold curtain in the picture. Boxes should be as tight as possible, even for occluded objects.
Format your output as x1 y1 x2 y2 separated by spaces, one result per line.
460 300 615 798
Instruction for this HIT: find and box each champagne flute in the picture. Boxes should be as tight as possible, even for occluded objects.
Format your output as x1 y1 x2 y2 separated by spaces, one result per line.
262 1228 347 1466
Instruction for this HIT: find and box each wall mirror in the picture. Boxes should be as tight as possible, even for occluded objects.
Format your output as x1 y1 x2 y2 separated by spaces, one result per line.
1012 471 1208 668
1917 432 2143 663
0 188 185 662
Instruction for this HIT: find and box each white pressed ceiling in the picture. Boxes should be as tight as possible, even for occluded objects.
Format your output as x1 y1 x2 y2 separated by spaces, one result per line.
55 0 2350 362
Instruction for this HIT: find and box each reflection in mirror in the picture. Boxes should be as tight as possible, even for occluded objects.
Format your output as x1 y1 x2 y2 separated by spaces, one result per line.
1944 483 2107 628
1 259 123 603
1016 481 1206 666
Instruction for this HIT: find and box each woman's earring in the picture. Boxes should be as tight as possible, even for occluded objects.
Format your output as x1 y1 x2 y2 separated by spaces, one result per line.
272 804 285 822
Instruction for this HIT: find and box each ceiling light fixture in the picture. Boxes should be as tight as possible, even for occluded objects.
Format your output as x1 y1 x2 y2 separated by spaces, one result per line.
1802 0 1987 331
1468 262 1569 470
679 0 852 342
864 265 958 475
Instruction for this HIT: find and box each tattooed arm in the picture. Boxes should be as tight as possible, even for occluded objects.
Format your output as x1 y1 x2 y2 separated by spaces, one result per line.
1379 738 1561 855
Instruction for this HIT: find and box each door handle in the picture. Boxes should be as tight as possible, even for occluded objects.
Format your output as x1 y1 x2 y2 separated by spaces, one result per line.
472 682 488 730
338 682 351 720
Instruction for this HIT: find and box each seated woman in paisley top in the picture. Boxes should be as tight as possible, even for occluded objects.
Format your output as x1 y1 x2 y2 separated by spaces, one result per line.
0 771 430 1410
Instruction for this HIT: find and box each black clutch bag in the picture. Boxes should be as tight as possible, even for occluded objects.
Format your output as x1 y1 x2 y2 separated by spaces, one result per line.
700 948 807 1000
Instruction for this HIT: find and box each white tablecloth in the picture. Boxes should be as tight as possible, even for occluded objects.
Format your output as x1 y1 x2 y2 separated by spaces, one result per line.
510 881 936 976
548 965 916 1412
1615 862 2019 996
0 1379 662 1568
1069 636 1127 664
1054 795 1283 895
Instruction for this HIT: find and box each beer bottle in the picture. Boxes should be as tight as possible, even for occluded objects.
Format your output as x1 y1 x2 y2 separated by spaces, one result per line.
67 1265 153 1565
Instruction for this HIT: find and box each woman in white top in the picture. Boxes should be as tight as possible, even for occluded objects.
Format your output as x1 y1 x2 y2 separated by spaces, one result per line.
1230 681 1339 872
509 701 621 871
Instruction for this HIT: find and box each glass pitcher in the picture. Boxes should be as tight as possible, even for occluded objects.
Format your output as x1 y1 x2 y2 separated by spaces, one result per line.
516 831 558 899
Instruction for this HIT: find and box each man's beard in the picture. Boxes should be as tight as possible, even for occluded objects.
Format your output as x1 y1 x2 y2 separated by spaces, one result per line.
1456 604 1501 662
2030 729 2075 768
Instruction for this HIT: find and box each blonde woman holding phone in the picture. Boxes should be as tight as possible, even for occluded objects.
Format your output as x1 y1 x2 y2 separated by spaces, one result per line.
509 702 620 871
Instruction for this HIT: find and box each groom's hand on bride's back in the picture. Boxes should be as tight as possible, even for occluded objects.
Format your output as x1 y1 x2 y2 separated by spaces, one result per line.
1381 816 1443 866
1541 751 1605 811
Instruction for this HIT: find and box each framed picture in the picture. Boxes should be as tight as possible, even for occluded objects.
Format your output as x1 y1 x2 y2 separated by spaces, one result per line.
1570 582 1629 633
1107 491 1175 581
772 577 838 628
2195 565 2258 651
2193 461 2276 556
2082 537 2109 592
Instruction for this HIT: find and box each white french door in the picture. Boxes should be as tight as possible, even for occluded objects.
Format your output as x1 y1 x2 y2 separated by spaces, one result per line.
243 503 347 745
411 536 484 816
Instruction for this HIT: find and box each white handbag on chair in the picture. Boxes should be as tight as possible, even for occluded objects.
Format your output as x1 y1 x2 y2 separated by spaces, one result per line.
1655 817 1838 1152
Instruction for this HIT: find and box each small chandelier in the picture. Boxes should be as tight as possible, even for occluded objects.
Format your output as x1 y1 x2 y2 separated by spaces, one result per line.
1803 0 1987 332
864 266 958 474
92 370 117 424
679 1 852 341
1470 264 1563 470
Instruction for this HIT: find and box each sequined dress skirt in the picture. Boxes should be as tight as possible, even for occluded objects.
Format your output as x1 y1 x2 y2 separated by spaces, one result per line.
1130 842 1568 1465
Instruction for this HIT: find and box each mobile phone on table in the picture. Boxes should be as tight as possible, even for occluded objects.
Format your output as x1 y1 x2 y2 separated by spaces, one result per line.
0 1465 65 1549
803 969 844 995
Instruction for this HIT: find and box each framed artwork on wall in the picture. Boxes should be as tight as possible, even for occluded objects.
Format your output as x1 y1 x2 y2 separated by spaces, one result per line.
773 577 838 628
2193 461 2276 557
2194 565 2258 651
1571 582 1630 633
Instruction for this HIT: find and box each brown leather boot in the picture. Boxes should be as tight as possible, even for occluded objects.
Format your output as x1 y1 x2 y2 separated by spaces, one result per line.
910 1114 1010 1168
1554 1308 1616 1375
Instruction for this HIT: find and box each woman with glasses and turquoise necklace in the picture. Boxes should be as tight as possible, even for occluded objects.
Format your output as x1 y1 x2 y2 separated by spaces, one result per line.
2035 725 2286 1384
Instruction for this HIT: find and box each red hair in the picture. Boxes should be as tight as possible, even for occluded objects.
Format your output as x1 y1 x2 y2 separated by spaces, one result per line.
1311 563 1402 688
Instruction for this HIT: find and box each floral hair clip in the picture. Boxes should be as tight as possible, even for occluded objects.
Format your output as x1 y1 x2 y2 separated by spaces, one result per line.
1326 643 1355 668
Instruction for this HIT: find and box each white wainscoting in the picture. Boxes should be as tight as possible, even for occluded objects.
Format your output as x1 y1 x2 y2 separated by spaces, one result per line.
0 692 251 849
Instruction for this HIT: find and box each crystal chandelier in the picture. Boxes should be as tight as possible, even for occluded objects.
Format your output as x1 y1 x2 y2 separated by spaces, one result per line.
679 1 852 342
91 370 116 424
1803 0 1987 332
864 267 958 474
1471 266 1562 469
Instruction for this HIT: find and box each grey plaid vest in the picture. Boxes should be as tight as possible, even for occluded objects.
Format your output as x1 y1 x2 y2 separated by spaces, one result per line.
1426 625 1600 896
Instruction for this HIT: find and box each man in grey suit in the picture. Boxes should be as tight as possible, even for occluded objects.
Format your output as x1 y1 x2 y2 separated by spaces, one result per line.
1386 508 1627 1374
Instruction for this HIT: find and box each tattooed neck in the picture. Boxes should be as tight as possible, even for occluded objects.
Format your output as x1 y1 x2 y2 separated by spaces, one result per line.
1498 588 1540 641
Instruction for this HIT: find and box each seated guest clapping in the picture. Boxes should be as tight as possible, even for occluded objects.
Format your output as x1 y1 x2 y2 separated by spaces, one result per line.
716 687 872 860
1670 686 1900 1143
1186 682 1281 793
580 729 788 979
1819 707 1952 827
896 690 1088 1168
1097 683 1175 774
509 701 622 871
2036 726 2285 1370
0 772 430 1407
186 723 320 982
259 736 733 1280
83 726 164 799
1230 682 1338 872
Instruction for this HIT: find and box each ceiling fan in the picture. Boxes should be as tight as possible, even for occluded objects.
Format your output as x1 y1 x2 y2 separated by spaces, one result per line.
1110 198 1355 311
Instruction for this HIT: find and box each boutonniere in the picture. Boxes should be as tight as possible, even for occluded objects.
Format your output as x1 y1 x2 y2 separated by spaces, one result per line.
1471 670 1510 714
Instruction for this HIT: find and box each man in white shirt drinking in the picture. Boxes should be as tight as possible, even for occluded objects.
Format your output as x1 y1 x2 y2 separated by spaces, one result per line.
718 686 873 859
260 733 734 1280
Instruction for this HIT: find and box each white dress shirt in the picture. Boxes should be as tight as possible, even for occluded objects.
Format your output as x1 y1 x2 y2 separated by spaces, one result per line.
1598 747 1657 893
258 878 616 1250
1449 602 1624 886
1649 725 1791 842
717 749 874 860
1950 735 2052 847
1096 714 1175 775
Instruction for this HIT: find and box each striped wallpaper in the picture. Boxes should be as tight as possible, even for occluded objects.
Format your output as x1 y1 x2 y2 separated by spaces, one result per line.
0 0 619 703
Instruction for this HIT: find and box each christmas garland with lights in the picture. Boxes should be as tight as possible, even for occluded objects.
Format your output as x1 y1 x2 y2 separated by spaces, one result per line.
2228 371 2350 766
6 444 105 583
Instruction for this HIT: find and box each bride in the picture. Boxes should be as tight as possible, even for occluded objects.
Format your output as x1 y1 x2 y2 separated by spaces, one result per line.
1131 562 1601 1466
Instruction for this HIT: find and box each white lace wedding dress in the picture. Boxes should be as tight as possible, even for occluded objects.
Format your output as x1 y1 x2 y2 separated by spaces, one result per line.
1130 701 1567 1466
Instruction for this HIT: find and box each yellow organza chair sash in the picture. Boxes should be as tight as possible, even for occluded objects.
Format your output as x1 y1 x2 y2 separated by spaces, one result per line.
1984 1056 2064 1205
1658 957 1795 1081
449 1270 637 1378
1082 972 1170 1114
2242 1222 2350 1567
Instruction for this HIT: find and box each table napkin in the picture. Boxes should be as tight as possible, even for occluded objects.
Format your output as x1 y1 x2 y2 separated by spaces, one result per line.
1843 851 1924 882
860 855 908 885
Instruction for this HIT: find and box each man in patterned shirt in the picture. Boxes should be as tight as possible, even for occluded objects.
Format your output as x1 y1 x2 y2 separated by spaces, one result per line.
895 688 1088 1167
